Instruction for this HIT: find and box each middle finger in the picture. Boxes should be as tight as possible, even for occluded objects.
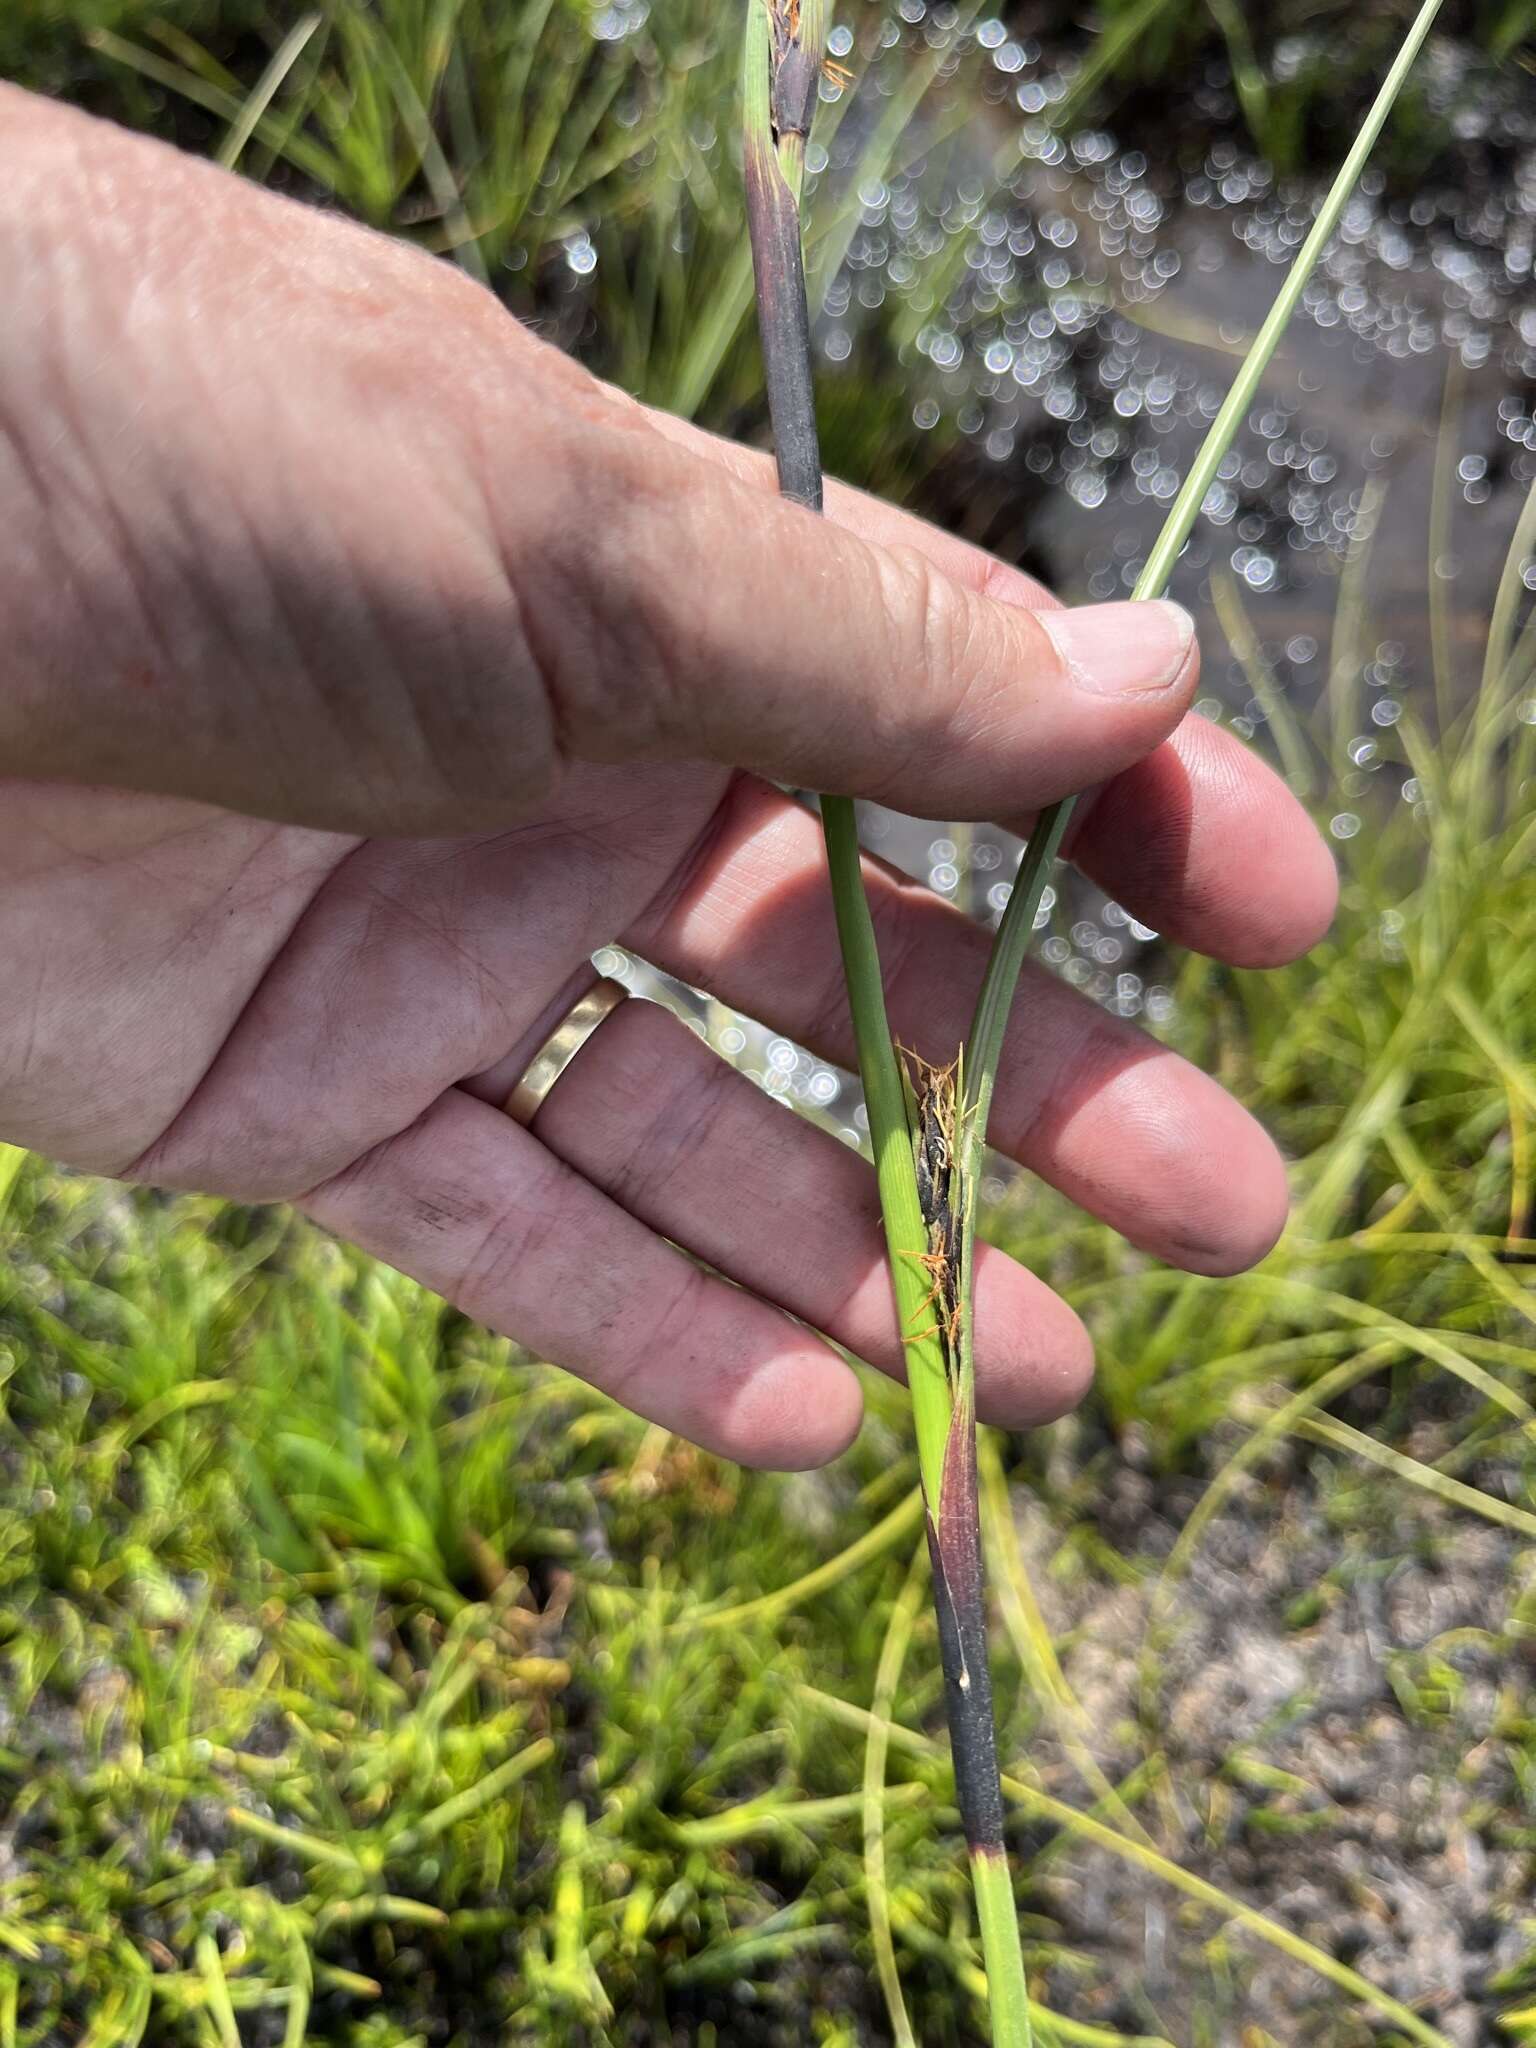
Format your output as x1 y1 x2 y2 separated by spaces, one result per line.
468 997 1094 1429
627 777 1293 1277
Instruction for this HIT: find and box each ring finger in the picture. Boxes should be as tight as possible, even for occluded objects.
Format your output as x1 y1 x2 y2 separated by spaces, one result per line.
466 996 1094 1430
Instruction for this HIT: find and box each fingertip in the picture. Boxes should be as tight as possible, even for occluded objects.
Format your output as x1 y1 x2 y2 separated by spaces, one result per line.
1186 717 1342 967
1143 1093 1292 1277
1240 812 1339 968
972 1247 1095 1428
1192 1131 1291 1275
725 1346 864 1470
1036 599 1199 707
1073 715 1341 968
978 596 1203 804
1204 791 1338 969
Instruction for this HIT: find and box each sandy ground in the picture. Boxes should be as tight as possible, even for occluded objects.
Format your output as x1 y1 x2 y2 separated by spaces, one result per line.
1012 1433 1535 2046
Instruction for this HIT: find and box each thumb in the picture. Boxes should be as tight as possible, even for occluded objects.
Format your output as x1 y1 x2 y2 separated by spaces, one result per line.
502 398 1200 820
0 84 1195 833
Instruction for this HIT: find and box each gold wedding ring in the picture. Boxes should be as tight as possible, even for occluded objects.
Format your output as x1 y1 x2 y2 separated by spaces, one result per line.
502 977 629 1127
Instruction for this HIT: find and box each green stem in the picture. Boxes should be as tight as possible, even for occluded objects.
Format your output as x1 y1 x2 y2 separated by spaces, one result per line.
964 0 1446 1157
821 797 953 1506
948 1 1443 2020
957 798 1075 1386
743 4 1024 2036
742 0 951 1509
748 11 1445 2047
971 1846 1032 2046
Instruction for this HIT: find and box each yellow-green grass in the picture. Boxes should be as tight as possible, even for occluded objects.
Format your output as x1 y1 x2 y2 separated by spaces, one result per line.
4 3 1536 2042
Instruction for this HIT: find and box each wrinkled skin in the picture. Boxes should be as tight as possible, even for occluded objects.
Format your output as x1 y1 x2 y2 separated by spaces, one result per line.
0 86 1338 1467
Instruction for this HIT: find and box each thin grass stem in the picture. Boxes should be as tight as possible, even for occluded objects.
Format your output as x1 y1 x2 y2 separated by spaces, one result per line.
743 1 1023 2031
796 1685 1458 2048
862 1541 928 2048
964 0 1448 1177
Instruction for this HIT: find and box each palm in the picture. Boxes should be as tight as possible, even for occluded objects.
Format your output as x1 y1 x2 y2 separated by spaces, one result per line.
0 762 728 1193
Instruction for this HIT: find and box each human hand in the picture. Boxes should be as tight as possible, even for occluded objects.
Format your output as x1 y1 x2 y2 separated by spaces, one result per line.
0 88 1337 1466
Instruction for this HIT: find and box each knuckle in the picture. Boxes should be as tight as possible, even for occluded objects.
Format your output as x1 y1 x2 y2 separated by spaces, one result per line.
450 1171 561 1318
495 415 697 768
865 544 999 798
606 1027 737 1217
877 543 964 705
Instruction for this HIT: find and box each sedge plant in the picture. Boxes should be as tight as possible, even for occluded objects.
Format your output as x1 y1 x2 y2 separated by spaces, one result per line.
743 0 1446 2039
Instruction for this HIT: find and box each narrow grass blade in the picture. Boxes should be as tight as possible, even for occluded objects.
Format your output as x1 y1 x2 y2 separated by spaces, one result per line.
1211 568 1315 797
797 1686 1458 2048
967 0 1447 1170
1292 1410 1536 1538
217 13 321 172
687 1485 923 1632
864 1544 928 2048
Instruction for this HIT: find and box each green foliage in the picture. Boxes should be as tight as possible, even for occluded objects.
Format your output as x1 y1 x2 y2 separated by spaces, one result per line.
4 3 1536 2042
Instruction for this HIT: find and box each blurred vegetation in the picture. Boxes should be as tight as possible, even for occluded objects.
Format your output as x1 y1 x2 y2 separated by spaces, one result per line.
4 3 1536 2045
